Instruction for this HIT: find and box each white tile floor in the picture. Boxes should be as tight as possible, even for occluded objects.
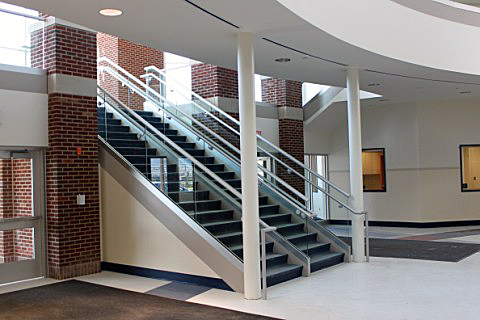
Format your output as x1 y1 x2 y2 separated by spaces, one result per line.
1 226 480 319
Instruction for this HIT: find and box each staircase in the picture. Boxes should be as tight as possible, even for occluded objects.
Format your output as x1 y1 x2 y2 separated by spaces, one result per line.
98 103 345 288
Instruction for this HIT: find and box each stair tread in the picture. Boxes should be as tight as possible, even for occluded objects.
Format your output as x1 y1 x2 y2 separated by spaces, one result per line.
296 242 330 252
285 232 317 241
275 222 304 229
192 209 233 215
261 213 291 220
310 251 344 262
266 263 303 277
217 231 243 239
179 199 220 205
229 242 273 251
201 219 240 227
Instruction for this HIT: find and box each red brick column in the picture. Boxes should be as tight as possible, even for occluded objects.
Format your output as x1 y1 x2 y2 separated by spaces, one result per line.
32 22 100 279
0 159 14 263
97 33 164 110
191 63 238 99
262 78 305 195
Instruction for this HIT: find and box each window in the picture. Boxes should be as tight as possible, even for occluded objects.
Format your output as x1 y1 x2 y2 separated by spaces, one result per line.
362 148 386 192
460 145 480 192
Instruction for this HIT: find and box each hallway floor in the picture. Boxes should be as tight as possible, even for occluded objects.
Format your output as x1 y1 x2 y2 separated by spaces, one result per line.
1 226 479 320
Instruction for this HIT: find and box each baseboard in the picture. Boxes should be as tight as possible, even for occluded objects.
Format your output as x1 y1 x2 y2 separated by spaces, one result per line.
101 262 233 291
328 219 480 228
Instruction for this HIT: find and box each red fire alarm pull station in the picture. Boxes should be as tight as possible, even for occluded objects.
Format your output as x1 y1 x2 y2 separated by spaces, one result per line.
76 147 82 155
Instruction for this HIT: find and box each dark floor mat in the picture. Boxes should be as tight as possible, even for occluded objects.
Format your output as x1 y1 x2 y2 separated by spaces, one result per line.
340 237 480 262
0 280 281 320
147 282 211 301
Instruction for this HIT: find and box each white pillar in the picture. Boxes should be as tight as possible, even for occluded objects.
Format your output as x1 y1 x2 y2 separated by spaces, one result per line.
346 68 367 262
237 33 261 299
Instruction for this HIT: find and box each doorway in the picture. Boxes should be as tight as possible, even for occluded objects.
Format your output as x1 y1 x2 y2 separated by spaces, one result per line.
0 149 45 284
305 154 328 220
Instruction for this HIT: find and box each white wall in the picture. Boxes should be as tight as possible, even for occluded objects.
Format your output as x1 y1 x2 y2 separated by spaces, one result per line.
308 99 480 222
0 88 48 147
100 167 220 278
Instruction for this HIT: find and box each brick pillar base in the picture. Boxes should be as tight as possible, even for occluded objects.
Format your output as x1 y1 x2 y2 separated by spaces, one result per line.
33 21 101 279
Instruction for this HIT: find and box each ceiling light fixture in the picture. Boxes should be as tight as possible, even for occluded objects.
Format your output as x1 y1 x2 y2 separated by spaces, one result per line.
459 91 472 94
379 98 389 102
99 8 123 17
275 58 291 63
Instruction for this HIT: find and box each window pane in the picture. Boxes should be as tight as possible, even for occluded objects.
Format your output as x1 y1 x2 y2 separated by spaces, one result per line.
461 145 480 191
362 149 386 192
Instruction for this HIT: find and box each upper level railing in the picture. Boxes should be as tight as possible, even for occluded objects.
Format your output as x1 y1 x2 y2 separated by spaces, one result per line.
0 7 45 68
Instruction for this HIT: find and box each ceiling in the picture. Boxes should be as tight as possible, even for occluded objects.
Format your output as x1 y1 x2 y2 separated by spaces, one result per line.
4 0 480 107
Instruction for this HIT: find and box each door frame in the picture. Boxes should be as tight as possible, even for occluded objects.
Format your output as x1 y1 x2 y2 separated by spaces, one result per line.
0 149 46 284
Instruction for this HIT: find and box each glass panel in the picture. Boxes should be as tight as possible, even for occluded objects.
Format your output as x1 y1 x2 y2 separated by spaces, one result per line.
0 228 35 264
0 158 33 219
0 8 43 68
362 148 386 192
461 145 480 191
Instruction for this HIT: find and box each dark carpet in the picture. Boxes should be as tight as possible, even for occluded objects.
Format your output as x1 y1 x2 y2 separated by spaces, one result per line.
0 280 281 320
399 228 480 241
340 237 480 262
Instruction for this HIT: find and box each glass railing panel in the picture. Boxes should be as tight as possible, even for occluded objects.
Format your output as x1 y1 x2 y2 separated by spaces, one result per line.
97 87 243 262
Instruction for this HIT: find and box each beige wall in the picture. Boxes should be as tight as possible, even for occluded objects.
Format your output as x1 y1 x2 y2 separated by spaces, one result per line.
100 168 219 278
309 99 480 222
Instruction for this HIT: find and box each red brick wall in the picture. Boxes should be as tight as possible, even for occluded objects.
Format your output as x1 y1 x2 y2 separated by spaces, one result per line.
191 63 238 99
262 78 305 195
97 33 164 110
32 23 101 279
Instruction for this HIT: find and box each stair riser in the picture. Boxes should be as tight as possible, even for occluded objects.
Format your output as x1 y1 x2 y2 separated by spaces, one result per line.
303 243 331 255
310 253 344 272
99 125 131 133
168 191 210 202
276 224 305 236
180 200 222 212
194 211 234 224
205 164 225 172
288 234 318 246
205 221 242 235
261 214 291 226
100 132 138 140
115 148 157 156
266 266 303 287
233 242 274 259
259 205 280 215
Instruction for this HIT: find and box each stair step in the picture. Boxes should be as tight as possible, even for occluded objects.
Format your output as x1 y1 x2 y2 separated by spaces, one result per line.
285 232 318 246
261 213 292 225
135 110 154 117
115 147 157 156
180 199 221 212
167 190 210 202
264 252 288 268
213 171 236 180
185 149 205 157
192 209 234 223
194 156 215 164
297 242 331 255
202 219 242 235
230 242 274 259
265 264 303 287
99 131 138 140
100 124 130 133
205 164 225 172
217 231 243 246
176 142 196 149
310 252 345 272
259 204 280 215
98 118 122 126
275 222 305 236
167 135 187 142
107 139 145 148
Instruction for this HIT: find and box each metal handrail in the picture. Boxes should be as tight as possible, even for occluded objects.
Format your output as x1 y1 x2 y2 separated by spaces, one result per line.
261 225 276 300
0 8 45 21
144 64 350 198
98 58 307 203
97 86 243 202
99 57 369 260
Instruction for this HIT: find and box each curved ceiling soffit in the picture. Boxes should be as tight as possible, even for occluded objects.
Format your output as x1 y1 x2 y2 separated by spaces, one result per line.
274 0 480 79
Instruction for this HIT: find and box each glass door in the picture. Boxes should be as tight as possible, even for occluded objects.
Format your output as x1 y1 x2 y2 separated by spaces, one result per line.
0 150 45 284
305 154 328 220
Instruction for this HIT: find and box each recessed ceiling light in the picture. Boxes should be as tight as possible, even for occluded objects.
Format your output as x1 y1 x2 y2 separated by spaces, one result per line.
367 83 380 87
275 58 291 63
99 8 123 16
379 98 389 102
459 91 472 94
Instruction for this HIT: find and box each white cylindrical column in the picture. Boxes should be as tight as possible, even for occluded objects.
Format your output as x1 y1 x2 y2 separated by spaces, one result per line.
237 32 261 299
346 68 367 263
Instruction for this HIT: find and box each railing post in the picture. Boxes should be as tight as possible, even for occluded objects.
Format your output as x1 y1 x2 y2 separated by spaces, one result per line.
261 228 267 300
